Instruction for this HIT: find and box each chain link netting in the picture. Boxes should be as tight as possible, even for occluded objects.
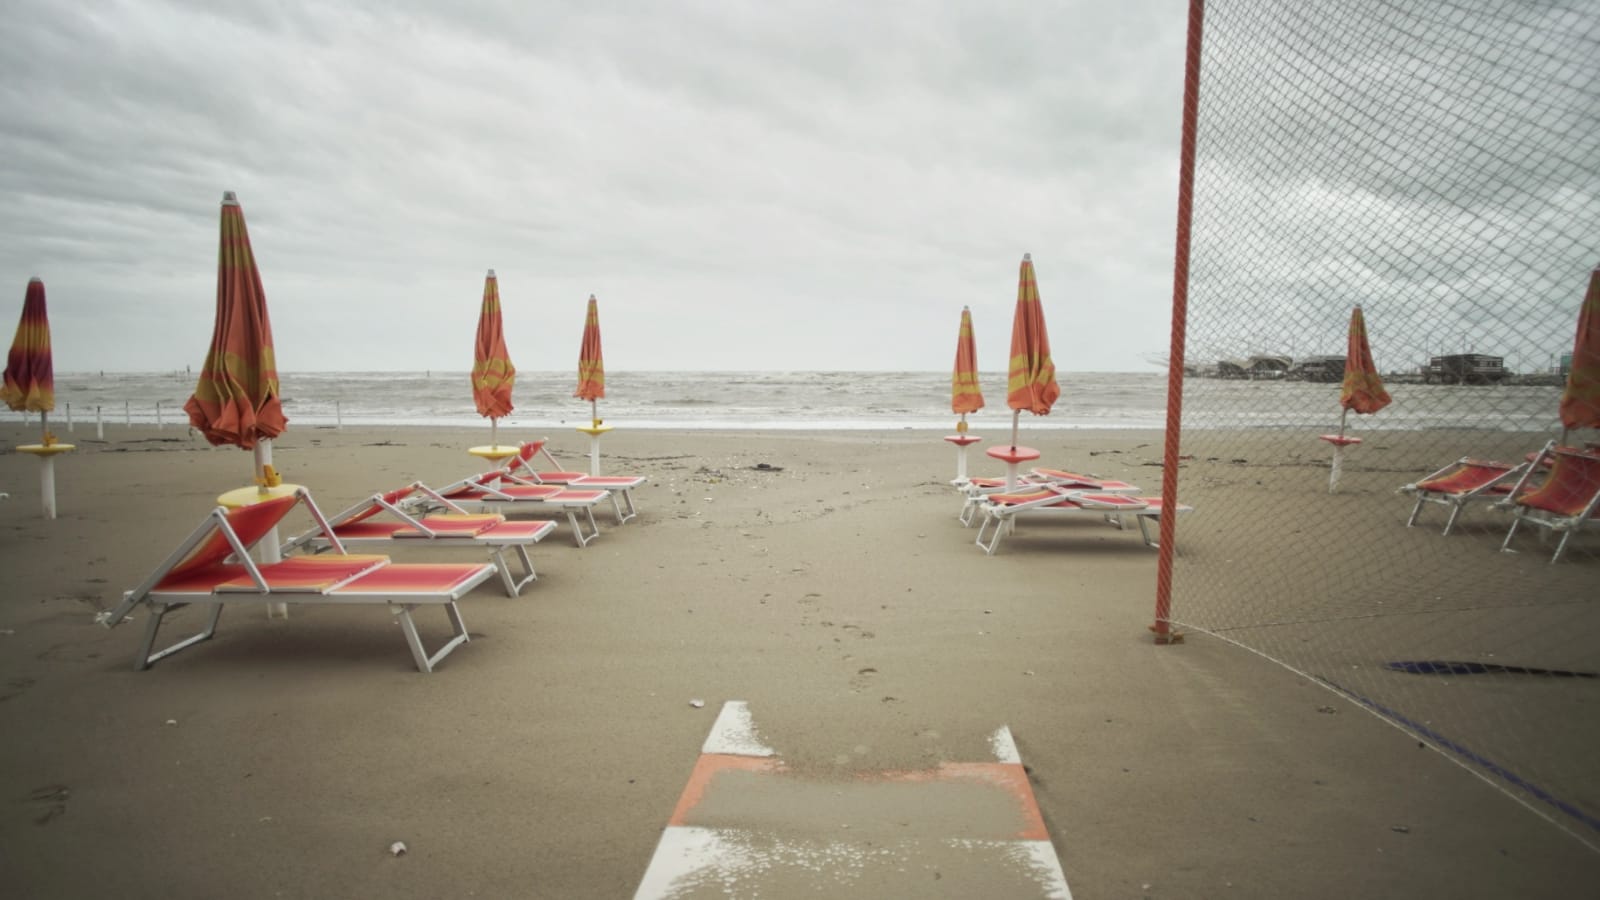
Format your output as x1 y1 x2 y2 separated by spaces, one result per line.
1169 0 1600 850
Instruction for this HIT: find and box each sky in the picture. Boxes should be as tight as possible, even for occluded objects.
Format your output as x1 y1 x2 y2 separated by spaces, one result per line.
2 2 1593 378
0 0 1189 374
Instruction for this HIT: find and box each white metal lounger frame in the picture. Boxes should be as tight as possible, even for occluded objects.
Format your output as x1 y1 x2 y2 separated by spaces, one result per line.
958 472 1140 527
1398 457 1528 536
280 482 551 597
499 441 644 524
97 489 495 673
433 476 604 547
974 488 1188 555
1496 441 1600 563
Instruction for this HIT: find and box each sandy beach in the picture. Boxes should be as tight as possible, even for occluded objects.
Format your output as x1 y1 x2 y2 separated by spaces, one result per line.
0 421 1596 898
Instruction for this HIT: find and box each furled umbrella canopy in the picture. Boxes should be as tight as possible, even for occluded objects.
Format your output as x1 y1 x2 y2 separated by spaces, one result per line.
1558 266 1600 434
184 192 287 452
1005 253 1059 445
1 277 55 423
1340 305 1391 416
472 269 516 421
951 305 984 427
1322 304 1390 492
575 294 605 419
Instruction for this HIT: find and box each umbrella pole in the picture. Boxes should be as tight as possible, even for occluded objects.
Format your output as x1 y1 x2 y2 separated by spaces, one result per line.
491 417 499 449
1328 408 1350 493
588 400 602 476
1010 411 1020 450
255 440 289 620
41 410 49 444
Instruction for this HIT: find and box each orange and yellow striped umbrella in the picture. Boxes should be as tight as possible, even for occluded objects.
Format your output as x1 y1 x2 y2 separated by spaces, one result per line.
1 277 55 417
471 269 516 420
1558 266 1600 432
1006 253 1059 425
184 192 286 450
951 305 984 423
575 294 605 404
1340 305 1391 416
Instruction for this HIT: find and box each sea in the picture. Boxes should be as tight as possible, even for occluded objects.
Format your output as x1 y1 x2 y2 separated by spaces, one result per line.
35 371 1563 433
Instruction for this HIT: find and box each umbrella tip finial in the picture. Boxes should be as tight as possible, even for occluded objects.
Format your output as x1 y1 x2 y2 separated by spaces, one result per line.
28 275 42 284
1023 252 1031 261
486 268 496 278
222 191 239 206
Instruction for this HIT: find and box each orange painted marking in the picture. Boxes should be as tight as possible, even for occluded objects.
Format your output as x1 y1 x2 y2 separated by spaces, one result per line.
667 754 785 826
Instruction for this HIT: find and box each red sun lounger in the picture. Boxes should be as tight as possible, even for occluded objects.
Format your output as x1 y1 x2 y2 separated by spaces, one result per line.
1498 441 1600 563
433 473 607 547
97 488 498 672
974 486 1193 555
1398 456 1528 535
496 439 647 524
281 482 557 596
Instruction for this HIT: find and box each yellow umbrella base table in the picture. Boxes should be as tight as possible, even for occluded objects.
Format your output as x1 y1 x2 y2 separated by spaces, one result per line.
17 443 74 520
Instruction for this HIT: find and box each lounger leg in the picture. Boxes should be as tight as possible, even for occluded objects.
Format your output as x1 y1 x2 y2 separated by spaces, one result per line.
615 489 638 524
489 547 537 596
564 507 600 547
959 494 977 526
1550 528 1575 564
392 602 470 673
975 513 1006 555
135 602 224 670
1441 503 1464 536
1500 516 1524 553
1406 495 1427 528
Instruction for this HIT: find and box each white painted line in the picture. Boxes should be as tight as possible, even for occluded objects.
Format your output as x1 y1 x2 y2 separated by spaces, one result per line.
990 725 1022 763
702 700 775 757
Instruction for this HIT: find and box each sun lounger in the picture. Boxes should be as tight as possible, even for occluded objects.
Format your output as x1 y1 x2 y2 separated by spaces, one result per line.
973 485 1192 555
431 473 606 547
958 468 1140 526
96 489 498 672
1498 441 1600 563
1398 457 1528 535
280 483 556 596
497 439 646 524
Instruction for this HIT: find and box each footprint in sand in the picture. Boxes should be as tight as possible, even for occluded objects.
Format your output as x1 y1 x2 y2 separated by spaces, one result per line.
26 784 69 825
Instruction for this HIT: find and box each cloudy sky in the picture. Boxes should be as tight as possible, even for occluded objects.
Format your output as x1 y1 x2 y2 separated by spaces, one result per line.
0 0 1189 374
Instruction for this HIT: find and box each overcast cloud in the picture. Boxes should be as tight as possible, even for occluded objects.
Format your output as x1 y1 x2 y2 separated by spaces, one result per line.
0 0 1187 373
3 1 1593 377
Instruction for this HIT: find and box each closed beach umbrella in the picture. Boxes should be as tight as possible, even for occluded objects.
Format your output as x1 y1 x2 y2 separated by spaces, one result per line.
1005 253 1059 447
184 191 287 459
1323 304 1390 491
472 269 516 446
951 305 984 430
1558 266 1600 438
1 277 56 441
575 294 604 426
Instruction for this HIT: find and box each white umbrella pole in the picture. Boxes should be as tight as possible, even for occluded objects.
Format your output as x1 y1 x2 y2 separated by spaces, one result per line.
255 439 288 619
1010 410 1020 449
491 417 499 448
96 406 104 440
1328 408 1350 493
40 410 48 443
39 453 57 519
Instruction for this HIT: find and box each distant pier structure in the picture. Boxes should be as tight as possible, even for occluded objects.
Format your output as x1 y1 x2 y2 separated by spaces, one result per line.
1421 353 1508 385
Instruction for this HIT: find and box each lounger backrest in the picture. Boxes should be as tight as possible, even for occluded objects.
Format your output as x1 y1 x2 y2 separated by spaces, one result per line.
341 487 412 526
506 440 547 475
1519 448 1600 518
161 495 297 585
1418 460 1515 495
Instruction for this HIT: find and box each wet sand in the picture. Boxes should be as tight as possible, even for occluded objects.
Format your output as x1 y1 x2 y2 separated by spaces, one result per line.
0 421 1594 898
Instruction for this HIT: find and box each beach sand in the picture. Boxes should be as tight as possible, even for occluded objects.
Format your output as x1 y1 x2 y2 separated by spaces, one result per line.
0 421 1595 898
